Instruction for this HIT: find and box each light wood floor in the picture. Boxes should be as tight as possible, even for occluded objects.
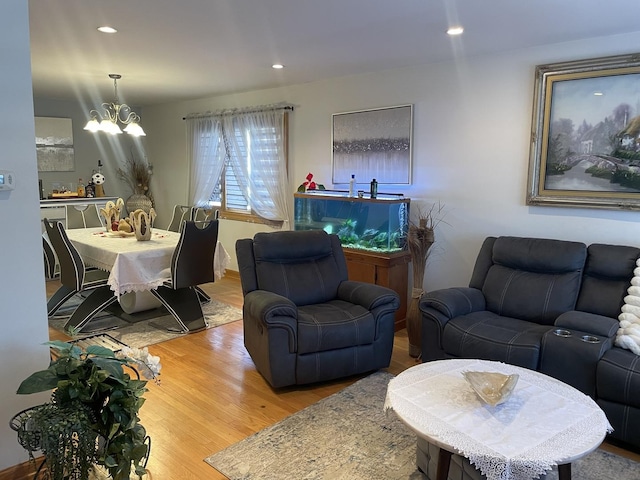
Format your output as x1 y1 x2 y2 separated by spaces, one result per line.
33 275 419 479
4 275 638 479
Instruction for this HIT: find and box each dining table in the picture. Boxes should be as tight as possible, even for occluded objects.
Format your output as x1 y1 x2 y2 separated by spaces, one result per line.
65 226 231 310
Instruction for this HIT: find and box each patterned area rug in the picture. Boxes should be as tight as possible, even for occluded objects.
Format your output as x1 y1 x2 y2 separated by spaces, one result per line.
49 295 242 348
205 372 640 480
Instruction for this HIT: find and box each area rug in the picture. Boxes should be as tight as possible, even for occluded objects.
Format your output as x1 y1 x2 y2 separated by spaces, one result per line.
205 371 640 480
49 295 242 348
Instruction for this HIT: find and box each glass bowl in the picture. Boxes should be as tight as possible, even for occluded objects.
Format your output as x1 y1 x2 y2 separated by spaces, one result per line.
462 371 519 407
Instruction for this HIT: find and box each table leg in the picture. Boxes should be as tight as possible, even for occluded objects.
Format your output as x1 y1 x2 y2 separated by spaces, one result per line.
558 463 571 480
436 448 453 480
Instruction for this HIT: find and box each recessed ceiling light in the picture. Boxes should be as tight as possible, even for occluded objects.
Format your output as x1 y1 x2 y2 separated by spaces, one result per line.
272 64 284 69
447 26 464 36
97 26 118 34
594 92 604 96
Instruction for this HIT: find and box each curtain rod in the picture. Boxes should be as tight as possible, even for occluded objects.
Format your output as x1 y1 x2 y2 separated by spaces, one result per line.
183 103 294 120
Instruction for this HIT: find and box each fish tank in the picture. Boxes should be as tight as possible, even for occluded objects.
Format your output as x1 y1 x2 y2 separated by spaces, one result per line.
294 190 410 253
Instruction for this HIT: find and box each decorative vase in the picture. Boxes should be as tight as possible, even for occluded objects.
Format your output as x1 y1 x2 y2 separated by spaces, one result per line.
407 217 435 358
131 208 157 241
126 194 153 215
100 198 125 231
406 287 424 358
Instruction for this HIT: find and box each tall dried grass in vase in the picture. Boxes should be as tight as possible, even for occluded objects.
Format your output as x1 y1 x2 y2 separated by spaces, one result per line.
406 202 446 358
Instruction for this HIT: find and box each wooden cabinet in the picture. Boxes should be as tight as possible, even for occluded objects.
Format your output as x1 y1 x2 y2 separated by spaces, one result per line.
344 249 410 331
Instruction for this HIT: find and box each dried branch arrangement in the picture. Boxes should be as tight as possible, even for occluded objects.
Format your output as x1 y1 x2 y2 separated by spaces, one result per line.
117 149 153 202
406 201 447 358
408 202 446 290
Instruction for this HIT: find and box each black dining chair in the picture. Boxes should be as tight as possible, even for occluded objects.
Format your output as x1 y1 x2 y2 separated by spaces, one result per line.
43 236 58 279
150 220 219 333
43 218 118 332
166 205 218 305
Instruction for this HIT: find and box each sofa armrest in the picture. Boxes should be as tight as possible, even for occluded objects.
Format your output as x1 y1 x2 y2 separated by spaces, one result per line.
419 287 486 320
555 311 619 338
338 280 399 312
244 290 298 346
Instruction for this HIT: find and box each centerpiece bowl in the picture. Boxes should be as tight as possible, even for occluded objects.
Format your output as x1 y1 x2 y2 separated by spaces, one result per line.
462 371 519 406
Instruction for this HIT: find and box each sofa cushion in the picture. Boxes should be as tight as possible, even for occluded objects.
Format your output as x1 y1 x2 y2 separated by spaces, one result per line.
596 347 640 408
297 300 375 354
576 243 640 318
480 237 586 324
443 312 551 369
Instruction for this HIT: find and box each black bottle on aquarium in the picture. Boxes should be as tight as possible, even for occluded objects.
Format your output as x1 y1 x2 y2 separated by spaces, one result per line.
370 179 378 198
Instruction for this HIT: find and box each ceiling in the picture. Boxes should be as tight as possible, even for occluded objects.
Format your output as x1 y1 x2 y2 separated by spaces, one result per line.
29 0 640 107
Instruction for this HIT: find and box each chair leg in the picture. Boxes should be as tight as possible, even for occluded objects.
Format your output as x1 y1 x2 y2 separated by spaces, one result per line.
150 286 207 333
47 285 79 316
195 286 211 304
64 286 118 333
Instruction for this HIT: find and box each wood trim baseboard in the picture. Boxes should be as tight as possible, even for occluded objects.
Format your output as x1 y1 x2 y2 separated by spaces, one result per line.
224 269 240 280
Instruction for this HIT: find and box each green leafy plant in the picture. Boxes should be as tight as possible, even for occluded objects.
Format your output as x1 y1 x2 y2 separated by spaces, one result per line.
14 341 161 480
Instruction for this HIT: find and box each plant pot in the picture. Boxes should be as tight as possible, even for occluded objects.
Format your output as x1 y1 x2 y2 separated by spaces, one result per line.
406 288 424 358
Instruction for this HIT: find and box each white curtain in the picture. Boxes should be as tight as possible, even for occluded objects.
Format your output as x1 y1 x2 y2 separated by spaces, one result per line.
223 109 291 226
186 116 225 207
186 105 292 226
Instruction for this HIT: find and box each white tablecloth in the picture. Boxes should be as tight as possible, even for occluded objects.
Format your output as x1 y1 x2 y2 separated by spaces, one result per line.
66 227 230 298
384 359 612 480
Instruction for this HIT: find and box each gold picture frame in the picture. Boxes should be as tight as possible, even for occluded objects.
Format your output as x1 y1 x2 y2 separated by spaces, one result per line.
527 53 640 209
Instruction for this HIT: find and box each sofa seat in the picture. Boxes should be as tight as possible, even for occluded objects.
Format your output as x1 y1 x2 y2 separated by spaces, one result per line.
443 312 551 369
597 347 640 408
297 300 375 354
596 347 640 447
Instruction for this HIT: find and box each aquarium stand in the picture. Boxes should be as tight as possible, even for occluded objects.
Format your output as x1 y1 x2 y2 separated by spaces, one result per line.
343 248 410 330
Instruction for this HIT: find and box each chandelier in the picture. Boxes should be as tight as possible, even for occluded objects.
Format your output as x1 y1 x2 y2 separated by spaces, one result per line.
83 74 146 136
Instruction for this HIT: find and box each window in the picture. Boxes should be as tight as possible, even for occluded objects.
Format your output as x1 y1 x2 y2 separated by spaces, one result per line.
187 108 290 225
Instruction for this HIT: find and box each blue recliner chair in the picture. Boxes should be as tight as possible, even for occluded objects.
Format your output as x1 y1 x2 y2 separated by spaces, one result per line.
236 230 399 388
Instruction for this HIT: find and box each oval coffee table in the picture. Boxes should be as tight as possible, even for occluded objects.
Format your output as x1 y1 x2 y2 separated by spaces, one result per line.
384 359 611 480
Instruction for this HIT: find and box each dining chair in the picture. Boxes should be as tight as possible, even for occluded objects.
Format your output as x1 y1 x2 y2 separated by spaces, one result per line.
43 236 58 279
191 207 220 304
166 205 195 232
193 207 219 222
43 218 118 332
150 220 219 332
65 204 103 229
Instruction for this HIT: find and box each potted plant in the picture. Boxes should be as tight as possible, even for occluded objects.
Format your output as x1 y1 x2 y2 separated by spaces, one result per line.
12 341 161 480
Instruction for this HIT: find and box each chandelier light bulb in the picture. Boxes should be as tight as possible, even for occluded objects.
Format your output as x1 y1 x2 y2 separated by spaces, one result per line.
84 74 146 136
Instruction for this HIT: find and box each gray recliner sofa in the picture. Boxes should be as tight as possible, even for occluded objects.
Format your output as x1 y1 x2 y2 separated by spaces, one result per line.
236 229 399 388
419 236 640 453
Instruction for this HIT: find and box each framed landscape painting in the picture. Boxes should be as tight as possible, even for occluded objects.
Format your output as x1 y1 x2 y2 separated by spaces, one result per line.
527 53 640 209
332 105 413 185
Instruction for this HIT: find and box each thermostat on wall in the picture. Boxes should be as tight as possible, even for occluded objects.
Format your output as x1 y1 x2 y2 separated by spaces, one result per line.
0 170 15 191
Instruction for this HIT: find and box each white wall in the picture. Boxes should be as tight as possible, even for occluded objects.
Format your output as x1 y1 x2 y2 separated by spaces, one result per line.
2 3 640 472
34 97 148 203
0 1 52 470
144 32 640 286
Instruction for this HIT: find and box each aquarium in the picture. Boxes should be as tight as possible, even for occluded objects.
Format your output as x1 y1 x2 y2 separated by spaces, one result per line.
294 190 410 253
